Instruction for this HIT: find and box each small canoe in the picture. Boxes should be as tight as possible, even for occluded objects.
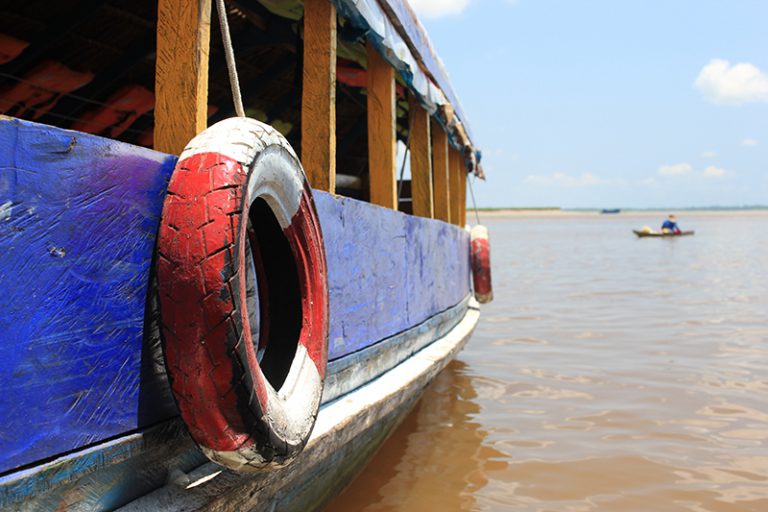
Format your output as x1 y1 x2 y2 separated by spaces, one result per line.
633 230 695 238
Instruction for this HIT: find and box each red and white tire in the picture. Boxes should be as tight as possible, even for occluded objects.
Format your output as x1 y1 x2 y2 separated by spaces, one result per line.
470 225 493 304
156 118 328 471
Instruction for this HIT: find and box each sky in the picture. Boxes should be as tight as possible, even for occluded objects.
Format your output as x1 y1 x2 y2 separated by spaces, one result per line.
408 0 768 208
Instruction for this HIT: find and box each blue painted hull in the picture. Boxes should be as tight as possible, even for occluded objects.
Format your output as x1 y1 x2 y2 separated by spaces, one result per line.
0 118 473 509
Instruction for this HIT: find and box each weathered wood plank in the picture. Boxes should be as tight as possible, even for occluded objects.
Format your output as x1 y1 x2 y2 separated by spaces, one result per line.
314 192 469 360
154 0 212 154
301 0 336 192
449 147 463 226
431 118 450 223
0 118 178 474
408 95 433 218
366 43 396 209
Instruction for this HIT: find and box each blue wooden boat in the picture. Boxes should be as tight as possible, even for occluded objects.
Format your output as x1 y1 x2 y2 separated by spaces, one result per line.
0 0 487 510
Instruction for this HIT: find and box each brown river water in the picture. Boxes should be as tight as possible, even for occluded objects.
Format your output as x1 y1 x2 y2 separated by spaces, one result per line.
327 211 768 512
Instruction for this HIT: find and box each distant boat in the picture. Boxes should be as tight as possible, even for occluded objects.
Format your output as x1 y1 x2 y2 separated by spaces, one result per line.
601 208 621 214
633 230 695 238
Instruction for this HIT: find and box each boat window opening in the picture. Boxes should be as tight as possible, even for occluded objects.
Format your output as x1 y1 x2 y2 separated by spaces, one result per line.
333 18 371 201
395 79 411 214
247 197 302 391
207 1 303 152
334 61 369 201
0 0 308 151
0 1 158 145
396 137 413 214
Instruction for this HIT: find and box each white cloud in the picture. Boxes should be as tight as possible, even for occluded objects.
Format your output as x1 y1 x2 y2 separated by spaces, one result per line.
658 163 693 176
524 172 605 187
695 59 768 105
741 138 758 146
702 151 717 158
408 0 472 18
703 166 727 178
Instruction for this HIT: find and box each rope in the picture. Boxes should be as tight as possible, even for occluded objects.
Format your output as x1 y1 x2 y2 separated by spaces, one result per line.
467 173 481 225
215 0 245 118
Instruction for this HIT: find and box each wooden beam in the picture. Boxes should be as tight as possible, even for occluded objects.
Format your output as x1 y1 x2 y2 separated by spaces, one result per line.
408 95 433 218
154 0 212 155
302 0 337 192
449 147 463 226
366 43 396 209
431 118 450 223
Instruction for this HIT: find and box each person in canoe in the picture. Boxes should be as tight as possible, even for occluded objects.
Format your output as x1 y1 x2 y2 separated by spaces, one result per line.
661 214 681 234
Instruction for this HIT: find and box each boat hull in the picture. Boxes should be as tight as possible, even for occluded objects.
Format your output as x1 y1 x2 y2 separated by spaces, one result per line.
633 230 695 238
0 117 476 510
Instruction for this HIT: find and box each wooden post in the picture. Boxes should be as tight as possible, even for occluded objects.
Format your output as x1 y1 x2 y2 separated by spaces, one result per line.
449 147 463 226
302 0 336 192
431 118 450 223
154 0 212 155
366 43 396 209
408 95 433 218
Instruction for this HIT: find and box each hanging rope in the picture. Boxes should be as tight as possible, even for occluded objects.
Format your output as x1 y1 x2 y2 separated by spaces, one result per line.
215 0 245 117
467 173 481 225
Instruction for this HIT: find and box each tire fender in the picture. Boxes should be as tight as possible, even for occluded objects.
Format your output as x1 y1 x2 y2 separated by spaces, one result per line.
157 118 328 471
470 225 493 304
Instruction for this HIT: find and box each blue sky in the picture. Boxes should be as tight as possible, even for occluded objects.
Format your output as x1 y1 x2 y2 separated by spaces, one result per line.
410 0 768 208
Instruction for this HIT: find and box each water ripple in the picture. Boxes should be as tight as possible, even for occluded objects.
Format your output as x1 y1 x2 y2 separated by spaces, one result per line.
329 212 768 512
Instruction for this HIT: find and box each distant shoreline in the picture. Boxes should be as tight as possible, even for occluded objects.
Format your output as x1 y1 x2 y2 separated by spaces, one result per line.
476 208 768 217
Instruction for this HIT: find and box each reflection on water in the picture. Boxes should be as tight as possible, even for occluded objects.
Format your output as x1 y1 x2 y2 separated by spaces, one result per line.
327 212 768 511
328 361 508 511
